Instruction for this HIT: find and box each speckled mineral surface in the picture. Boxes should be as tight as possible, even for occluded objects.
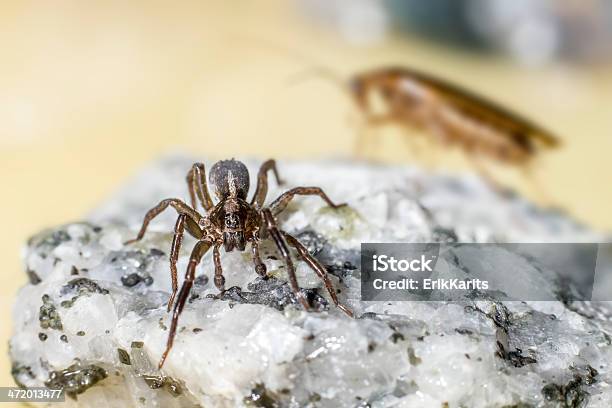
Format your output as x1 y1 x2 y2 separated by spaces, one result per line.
10 156 612 407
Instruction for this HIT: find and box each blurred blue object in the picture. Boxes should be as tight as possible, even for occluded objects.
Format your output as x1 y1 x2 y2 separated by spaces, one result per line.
388 0 612 65
297 0 612 65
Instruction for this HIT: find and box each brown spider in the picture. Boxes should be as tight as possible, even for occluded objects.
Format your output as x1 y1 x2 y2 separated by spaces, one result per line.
125 159 353 368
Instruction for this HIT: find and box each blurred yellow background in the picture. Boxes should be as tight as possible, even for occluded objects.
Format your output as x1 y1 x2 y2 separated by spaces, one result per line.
1 1 611 404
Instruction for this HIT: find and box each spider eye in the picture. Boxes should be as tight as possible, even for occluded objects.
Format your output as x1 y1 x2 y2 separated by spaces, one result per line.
224 213 239 229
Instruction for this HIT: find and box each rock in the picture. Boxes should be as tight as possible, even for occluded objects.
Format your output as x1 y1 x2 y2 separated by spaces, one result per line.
10 156 612 407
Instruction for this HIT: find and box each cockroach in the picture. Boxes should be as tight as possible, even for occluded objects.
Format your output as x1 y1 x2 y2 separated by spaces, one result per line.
249 37 560 167
347 66 560 165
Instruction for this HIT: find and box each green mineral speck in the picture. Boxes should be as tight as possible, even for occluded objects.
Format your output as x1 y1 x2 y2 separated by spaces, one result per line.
53 278 110 313
76 331 85 336
407 347 422 366
309 392 322 402
44 363 107 400
164 377 183 397
60 296 78 308
142 375 183 397
39 295 63 331
117 348 131 365
143 375 164 389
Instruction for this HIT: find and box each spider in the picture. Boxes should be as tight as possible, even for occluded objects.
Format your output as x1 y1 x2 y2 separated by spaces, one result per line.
124 159 353 368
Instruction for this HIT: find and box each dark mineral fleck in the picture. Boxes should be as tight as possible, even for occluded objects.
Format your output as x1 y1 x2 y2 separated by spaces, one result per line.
117 348 131 365
142 375 183 397
542 375 589 408
131 341 144 349
244 383 281 408
61 278 109 296
121 273 145 287
39 295 63 331
294 230 327 256
194 274 209 287
211 277 328 312
11 363 35 388
325 261 357 279
26 268 42 285
45 362 108 400
110 250 161 288
431 227 458 243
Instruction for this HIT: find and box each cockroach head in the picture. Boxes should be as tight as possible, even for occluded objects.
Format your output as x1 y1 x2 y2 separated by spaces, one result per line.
209 159 250 200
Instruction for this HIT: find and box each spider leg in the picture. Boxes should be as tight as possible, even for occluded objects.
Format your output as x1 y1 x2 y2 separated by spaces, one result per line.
251 240 267 277
262 209 310 311
124 198 202 245
159 240 211 369
283 232 354 317
269 187 347 216
166 216 205 312
167 214 186 312
250 159 284 208
212 244 226 292
186 163 214 212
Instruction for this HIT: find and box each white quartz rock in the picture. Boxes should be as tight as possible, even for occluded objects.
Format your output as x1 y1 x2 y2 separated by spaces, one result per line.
10 156 612 407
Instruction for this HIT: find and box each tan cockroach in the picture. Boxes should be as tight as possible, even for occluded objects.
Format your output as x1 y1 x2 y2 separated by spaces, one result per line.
292 65 560 168
350 67 559 164
252 38 561 198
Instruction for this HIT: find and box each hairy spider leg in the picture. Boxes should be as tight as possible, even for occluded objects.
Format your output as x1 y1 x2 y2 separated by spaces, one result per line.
283 232 353 317
124 198 205 312
269 187 347 216
159 240 211 369
251 239 267 276
250 159 284 209
124 199 202 245
262 208 310 311
212 244 225 291
167 214 186 312
186 163 214 211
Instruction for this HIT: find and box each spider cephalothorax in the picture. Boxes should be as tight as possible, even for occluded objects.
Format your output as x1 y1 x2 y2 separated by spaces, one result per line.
125 159 353 368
